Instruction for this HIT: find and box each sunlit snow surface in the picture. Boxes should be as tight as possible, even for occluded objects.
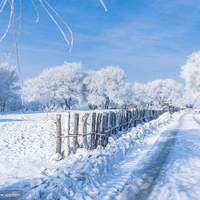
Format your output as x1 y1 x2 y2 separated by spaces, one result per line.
0 111 199 199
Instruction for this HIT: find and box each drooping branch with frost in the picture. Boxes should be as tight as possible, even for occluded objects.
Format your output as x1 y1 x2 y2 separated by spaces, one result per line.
99 0 108 12
0 0 108 50
0 0 14 43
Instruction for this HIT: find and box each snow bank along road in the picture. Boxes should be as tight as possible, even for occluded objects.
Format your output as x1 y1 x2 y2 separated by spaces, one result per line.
0 111 200 200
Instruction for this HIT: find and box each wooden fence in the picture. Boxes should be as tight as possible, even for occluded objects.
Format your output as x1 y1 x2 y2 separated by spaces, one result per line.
55 109 164 156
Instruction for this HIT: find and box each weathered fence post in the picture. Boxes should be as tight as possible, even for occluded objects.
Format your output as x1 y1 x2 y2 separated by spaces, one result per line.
82 113 89 149
112 112 117 134
56 114 62 154
64 112 71 157
100 113 109 147
105 112 110 146
95 113 102 148
134 109 138 127
128 110 131 128
125 110 128 130
123 110 126 130
119 111 123 131
100 113 105 147
90 112 96 150
73 113 80 153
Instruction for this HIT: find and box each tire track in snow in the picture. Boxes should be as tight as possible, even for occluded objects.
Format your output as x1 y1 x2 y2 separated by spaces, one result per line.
117 113 186 200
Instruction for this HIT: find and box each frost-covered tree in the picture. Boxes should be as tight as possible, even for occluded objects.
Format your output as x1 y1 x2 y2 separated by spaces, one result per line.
131 83 150 106
84 66 128 109
0 60 21 112
23 62 83 110
131 79 183 108
180 51 200 106
146 79 183 108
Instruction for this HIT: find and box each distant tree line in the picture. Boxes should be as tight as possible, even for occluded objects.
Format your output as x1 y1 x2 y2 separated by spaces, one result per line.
0 58 188 112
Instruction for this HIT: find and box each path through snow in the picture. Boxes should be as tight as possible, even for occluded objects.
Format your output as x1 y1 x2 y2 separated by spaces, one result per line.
118 111 200 200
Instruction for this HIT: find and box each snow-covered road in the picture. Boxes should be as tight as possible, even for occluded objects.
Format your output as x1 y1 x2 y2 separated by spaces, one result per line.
117 112 200 200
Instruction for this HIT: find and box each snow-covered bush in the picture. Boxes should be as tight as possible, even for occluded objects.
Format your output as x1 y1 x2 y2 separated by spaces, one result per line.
180 51 200 107
0 60 21 112
84 66 129 109
23 62 84 110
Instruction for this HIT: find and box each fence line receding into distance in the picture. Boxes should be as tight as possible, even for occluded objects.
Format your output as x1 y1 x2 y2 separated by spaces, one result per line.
55 109 165 156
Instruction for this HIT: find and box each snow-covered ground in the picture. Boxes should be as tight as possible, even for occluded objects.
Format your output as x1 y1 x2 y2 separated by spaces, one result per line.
1 110 199 200
0 110 120 186
0 110 174 199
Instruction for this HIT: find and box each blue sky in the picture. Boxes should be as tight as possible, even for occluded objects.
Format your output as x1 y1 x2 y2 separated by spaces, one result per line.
0 0 200 82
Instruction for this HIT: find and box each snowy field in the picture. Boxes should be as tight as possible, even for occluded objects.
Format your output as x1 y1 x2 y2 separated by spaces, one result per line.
0 110 105 186
0 112 58 186
1 110 200 199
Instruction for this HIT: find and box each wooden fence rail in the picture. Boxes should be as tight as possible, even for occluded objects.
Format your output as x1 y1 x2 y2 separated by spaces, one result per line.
55 109 164 156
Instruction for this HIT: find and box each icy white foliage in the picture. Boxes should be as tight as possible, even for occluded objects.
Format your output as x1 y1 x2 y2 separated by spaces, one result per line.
0 60 21 111
147 79 183 108
84 66 129 109
132 82 150 106
180 51 200 107
132 79 183 108
22 63 184 111
23 62 83 110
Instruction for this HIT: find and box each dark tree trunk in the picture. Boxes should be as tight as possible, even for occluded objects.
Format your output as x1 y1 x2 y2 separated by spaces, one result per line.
64 98 72 110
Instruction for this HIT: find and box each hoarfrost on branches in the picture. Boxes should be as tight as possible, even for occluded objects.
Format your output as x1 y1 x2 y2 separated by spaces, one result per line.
180 51 200 107
84 66 129 109
23 62 83 110
0 59 21 111
147 79 183 108
131 79 183 109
